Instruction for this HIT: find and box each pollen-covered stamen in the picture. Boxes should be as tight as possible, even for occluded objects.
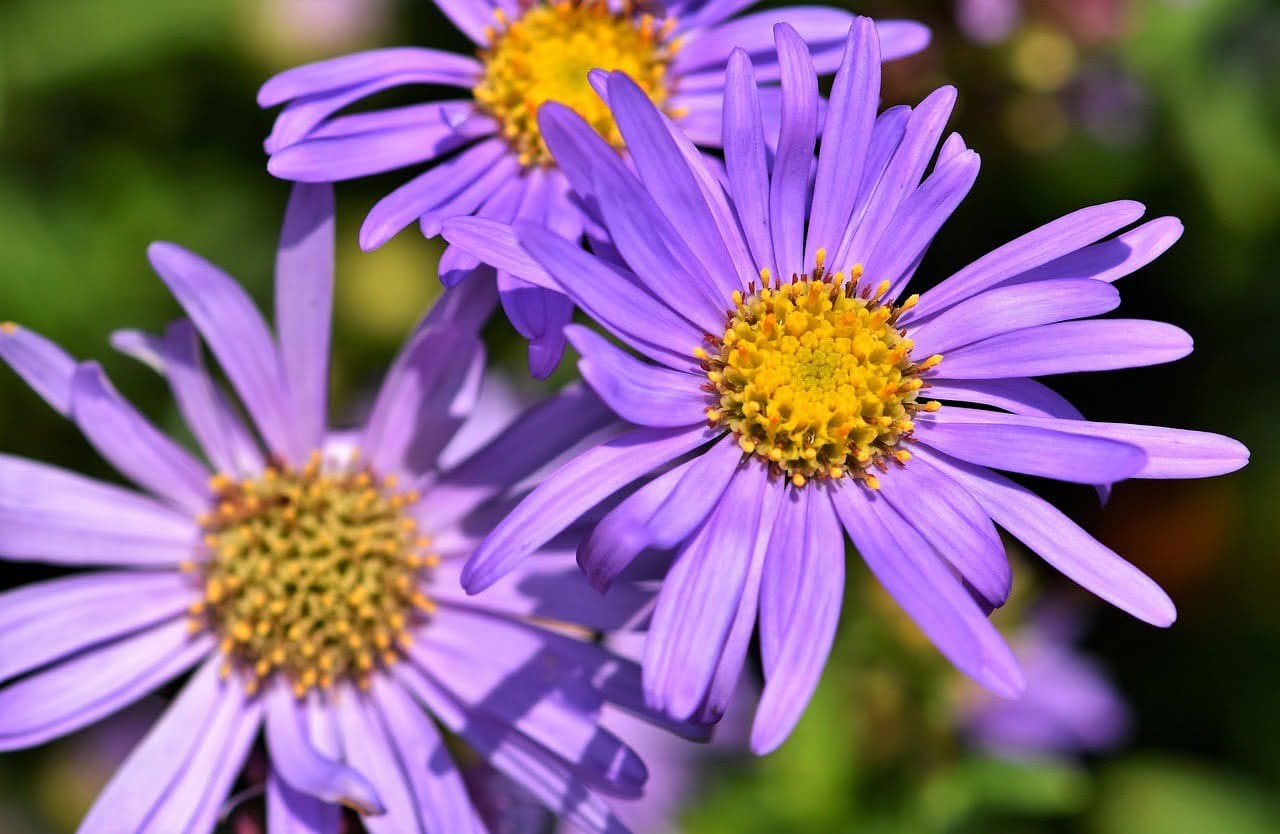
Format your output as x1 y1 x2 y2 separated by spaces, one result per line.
702 252 942 488
186 450 439 696
473 0 679 167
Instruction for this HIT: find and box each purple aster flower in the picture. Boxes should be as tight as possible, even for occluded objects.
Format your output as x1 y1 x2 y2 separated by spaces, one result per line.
258 0 929 378
441 19 1249 754
0 183 702 834
959 602 1131 759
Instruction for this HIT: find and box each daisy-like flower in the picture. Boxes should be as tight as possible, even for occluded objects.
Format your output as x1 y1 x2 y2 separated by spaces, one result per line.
258 0 928 377
441 19 1249 754
0 184 700 834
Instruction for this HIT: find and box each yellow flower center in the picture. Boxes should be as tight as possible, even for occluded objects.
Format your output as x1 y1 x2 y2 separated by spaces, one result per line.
186 451 438 696
473 0 678 167
700 253 943 488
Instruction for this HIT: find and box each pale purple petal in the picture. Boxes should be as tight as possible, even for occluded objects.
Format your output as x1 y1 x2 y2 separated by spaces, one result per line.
915 411 1146 483
265 683 385 815
443 217 557 290
463 424 717 592
723 49 776 273
268 115 479 182
566 325 707 428
69 363 212 515
268 767 343 834
433 0 501 44
1007 216 1183 285
0 619 212 751
333 684 428 834
753 488 844 753
0 454 197 566
908 278 1121 356
259 49 481 107
937 319 1193 378
148 241 295 458
0 323 76 415
831 482 1025 697
0 571 193 683
274 183 334 460
914 445 1176 626
674 8 856 81
577 434 741 592
767 23 819 273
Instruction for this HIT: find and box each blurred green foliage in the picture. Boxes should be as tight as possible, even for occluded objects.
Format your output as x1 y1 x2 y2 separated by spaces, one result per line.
1 0 1277 831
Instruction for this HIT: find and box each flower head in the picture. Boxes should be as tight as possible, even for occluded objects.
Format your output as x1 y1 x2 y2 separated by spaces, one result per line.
442 19 1249 754
0 184 700 833
259 0 929 376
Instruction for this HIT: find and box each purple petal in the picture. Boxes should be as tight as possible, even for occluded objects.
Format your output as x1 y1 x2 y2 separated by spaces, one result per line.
674 7 856 80
148 241 295 459
830 482 1025 696
0 454 197 566
0 619 211 751
578 434 741 591
645 469 771 720
268 767 343 834
358 139 513 250
753 488 843 753
0 323 75 415
876 455 1010 607
259 48 482 108
159 320 266 476
497 274 575 379
432 0 501 44
914 446 1176 625
0 571 193 683
332 684 427 834
768 23 820 273
929 408 1248 479
1008 215 1184 285
908 278 1121 356
361 325 485 477
265 683 385 815
443 217 558 290
515 222 705 369
69 363 212 514
567 325 707 428
723 50 776 273
462 424 717 592
427 384 615 529
916 410 1146 483
79 658 225 832
924 378 1087 418
268 115 479 182
275 183 335 459
937 319 1193 378
310 100 476 140
805 18 881 268
912 201 1147 316
369 677 483 833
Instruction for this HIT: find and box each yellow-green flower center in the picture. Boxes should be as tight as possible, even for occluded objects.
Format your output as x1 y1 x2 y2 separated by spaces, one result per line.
473 0 678 167
700 254 942 488
186 451 437 696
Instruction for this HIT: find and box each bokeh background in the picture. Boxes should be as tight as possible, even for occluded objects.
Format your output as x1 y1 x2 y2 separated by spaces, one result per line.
1 0 1277 831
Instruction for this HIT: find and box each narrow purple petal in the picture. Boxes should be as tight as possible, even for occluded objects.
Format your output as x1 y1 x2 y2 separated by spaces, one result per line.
0 571 192 683
923 378 1087 420
915 445 1176 625
332 685 426 834
930 407 1248 479
0 620 211 751
937 319 1193 378
275 183 335 459
567 325 707 428
69 363 212 514
361 325 485 477
1007 215 1184 285
876 455 1011 607
674 8 855 79
433 0 500 44
916 411 1147 483
767 24 819 273
268 767 343 834
265 683 384 815
148 241 294 458
912 201 1147 316
268 117 478 182
0 454 197 566
577 434 741 591
805 18 880 268
497 273 575 378
0 323 75 415
831 482 1025 696
462 424 716 592
258 48 482 108
723 49 776 274
909 278 1121 357
753 488 844 753
443 217 558 290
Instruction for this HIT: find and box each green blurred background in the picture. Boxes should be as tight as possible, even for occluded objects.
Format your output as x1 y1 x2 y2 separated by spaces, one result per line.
0 0 1277 831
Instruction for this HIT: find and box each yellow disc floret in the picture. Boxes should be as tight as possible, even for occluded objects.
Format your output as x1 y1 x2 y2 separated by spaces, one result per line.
473 0 678 166
702 254 942 488
187 451 438 696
